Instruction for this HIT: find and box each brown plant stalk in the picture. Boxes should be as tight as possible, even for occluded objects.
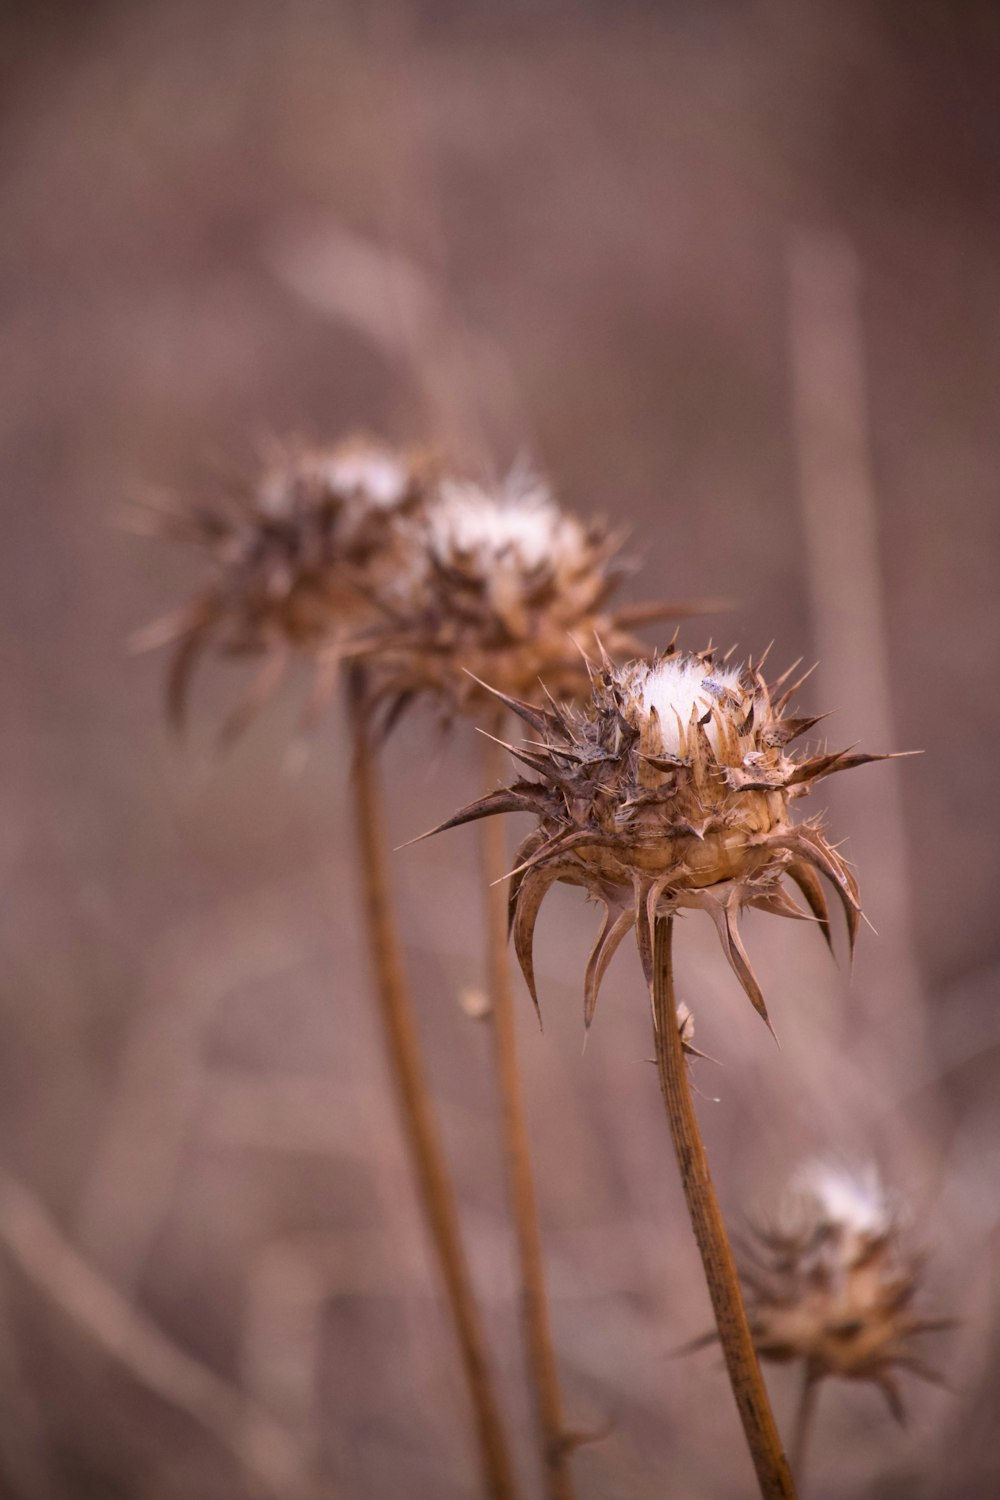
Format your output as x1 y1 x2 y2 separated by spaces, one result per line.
651 917 796 1500
789 1364 820 1491
348 670 516 1500
480 720 576 1500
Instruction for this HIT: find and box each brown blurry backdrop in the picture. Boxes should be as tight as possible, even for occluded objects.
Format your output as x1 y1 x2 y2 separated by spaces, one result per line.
1 2 999 1496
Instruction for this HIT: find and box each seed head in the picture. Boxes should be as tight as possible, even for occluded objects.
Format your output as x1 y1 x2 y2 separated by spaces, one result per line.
359 471 683 720
426 648 895 1030
740 1164 951 1422
135 436 431 736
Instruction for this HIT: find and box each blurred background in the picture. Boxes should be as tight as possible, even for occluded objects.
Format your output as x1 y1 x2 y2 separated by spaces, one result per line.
1 2 998 1496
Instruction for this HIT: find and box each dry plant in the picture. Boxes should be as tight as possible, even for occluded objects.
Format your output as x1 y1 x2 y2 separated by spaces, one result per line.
737 1164 952 1489
142 438 517 1500
427 648 901 1498
143 429 929 1499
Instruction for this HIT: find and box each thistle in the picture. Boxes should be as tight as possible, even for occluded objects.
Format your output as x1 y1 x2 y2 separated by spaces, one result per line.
361 470 693 723
135 435 432 736
427 646 892 1033
741 1164 950 1428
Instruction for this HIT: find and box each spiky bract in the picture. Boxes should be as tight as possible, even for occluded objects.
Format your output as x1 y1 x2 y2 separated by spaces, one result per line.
740 1165 950 1422
429 649 891 1030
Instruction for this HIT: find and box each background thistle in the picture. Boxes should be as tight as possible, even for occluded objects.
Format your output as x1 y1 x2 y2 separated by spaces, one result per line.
134 435 432 738
742 1165 950 1421
361 471 700 723
739 1164 952 1483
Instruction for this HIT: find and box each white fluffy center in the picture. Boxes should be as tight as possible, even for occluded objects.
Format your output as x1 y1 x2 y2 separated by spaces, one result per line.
635 656 744 754
795 1163 889 1237
324 448 410 509
427 476 584 574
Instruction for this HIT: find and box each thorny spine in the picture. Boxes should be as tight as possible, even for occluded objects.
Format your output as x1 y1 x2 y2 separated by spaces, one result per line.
349 669 516 1500
651 917 796 1500
481 719 576 1500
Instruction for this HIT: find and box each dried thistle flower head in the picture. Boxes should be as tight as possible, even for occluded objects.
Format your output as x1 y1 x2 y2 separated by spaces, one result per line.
428 647 894 1030
136 435 431 735
361 470 681 718
740 1164 950 1421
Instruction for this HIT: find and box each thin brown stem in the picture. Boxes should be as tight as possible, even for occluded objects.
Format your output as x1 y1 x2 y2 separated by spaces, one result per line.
790 1366 820 1493
480 724 576 1500
651 917 796 1499
348 673 516 1500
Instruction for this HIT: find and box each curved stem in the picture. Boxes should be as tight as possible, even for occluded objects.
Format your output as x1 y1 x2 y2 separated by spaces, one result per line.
651 917 796 1499
348 674 516 1500
480 726 576 1500
790 1366 820 1493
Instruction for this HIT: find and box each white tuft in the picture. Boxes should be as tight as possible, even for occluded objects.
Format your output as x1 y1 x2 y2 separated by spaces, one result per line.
426 474 585 575
635 656 744 754
794 1162 890 1237
322 447 411 509
258 444 411 518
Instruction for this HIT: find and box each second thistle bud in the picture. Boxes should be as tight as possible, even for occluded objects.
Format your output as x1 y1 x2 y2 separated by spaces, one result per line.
363 471 649 718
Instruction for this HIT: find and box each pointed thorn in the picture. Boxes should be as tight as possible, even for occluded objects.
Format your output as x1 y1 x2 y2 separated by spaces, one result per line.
393 789 535 850
566 632 598 684
771 656 803 691
461 669 553 733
